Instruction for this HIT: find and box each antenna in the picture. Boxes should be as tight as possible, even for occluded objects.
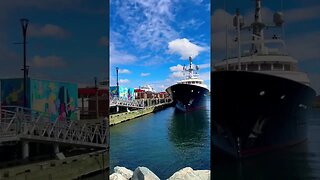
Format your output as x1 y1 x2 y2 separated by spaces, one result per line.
189 56 193 78
281 0 286 41
225 0 229 70
234 8 242 70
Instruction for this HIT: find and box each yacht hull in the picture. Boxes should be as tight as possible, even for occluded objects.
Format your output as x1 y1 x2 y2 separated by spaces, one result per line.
166 84 209 112
212 71 316 158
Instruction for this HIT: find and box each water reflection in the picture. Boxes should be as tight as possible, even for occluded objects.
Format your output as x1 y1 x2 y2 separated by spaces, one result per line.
213 108 320 180
168 99 210 148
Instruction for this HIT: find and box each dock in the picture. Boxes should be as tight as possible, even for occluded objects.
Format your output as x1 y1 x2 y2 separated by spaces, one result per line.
0 150 108 179
0 105 109 179
109 97 173 126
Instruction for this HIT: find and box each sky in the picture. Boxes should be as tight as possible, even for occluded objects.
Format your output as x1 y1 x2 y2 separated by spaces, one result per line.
110 0 211 92
0 1 107 87
212 0 320 94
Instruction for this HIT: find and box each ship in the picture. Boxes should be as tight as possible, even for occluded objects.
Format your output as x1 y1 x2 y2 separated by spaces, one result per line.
139 85 156 93
212 0 316 158
166 56 209 112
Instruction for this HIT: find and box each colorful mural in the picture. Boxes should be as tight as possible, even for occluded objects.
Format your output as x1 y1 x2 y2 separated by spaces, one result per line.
128 88 135 100
0 78 30 107
0 78 78 121
30 79 78 121
110 86 135 101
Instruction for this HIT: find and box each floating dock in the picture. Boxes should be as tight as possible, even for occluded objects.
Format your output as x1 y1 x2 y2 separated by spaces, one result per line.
0 150 108 179
109 98 172 126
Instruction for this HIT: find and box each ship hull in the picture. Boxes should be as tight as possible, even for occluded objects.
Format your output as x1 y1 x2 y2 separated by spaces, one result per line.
166 84 209 112
212 71 316 158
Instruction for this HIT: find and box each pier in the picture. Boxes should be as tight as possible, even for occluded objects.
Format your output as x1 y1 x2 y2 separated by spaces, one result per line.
0 105 109 179
0 106 108 149
109 97 172 126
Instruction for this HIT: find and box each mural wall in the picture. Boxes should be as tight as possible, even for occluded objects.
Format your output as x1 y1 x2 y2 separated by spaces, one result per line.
110 86 135 100
128 88 134 100
0 78 78 121
0 78 30 107
30 79 78 121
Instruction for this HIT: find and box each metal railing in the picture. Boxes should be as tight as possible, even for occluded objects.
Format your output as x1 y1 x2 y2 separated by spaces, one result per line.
0 106 108 148
110 97 172 109
110 97 145 108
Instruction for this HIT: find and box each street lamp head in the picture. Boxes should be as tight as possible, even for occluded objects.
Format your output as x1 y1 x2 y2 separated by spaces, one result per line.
20 18 29 30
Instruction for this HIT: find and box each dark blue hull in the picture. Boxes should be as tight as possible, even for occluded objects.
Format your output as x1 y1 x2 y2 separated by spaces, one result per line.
166 84 209 112
212 71 316 158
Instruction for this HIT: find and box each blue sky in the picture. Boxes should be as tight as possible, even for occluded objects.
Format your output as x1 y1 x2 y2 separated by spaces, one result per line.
110 0 211 92
212 0 320 94
0 1 107 87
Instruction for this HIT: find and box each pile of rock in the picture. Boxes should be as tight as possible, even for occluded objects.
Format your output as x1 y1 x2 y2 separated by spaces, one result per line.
109 166 210 180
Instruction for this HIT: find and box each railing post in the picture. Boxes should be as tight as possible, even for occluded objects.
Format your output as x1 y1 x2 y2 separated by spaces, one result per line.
53 144 59 154
22 141 29 159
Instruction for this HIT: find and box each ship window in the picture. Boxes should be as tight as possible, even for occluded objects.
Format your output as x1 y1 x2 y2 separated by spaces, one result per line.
247 64 259 71
260 63 271 71
284 64 290 71
273 63 283 70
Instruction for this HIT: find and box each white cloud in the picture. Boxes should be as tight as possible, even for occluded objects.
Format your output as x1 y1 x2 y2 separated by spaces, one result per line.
31 55 66 68
141 73 150 77
112 0 178 49
29 24 68 38
110 43 137 64
118 69 131 74
170 64 184 72
169 64 186 79
212 9 233 33
285 6 320 24
119 79 130 84
199 71 210 81
168 38 206 59
180 19 205 30
286 31 320 61
170 71 185 78
198 63 210 69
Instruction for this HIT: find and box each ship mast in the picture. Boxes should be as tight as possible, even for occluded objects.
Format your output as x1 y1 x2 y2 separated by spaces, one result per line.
188 56 193 78
252 0 265 54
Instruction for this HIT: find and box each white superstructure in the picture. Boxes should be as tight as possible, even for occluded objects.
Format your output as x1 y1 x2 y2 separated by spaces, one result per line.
214 0 310 86
177 57 208 90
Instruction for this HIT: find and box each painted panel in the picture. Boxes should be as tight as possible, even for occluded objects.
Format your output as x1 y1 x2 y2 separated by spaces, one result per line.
119 86 128 100
30 79 78 121
0 78 30 107
109 86 118 98
109 86 134 100
128 88 135 100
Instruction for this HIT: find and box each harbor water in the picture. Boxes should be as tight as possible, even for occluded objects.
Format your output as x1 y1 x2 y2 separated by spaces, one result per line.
109 97 210 178
213 108 320 179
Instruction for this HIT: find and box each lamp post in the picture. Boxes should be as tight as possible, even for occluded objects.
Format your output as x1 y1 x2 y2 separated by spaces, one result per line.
116 67 119 97
20 18 29 108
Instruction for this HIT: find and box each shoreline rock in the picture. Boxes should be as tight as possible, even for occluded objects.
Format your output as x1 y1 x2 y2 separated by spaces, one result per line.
110 166 210 180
